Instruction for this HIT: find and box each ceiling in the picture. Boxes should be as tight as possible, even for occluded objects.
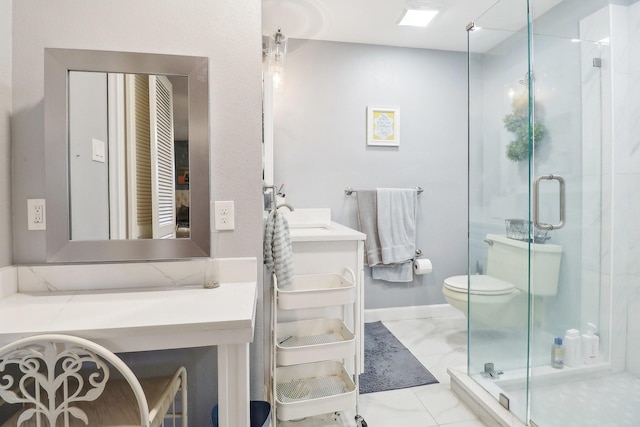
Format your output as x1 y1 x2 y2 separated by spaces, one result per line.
263 0 564 52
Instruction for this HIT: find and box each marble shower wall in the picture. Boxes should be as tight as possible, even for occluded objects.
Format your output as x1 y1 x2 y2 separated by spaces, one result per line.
600 1 640 376
579 1 640 377
615 1 640 377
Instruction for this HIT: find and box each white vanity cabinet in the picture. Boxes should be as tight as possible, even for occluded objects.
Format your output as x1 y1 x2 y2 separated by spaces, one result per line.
270 213 365 426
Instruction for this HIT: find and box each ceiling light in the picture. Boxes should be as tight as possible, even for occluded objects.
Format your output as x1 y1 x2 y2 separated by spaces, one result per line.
398 9 439 27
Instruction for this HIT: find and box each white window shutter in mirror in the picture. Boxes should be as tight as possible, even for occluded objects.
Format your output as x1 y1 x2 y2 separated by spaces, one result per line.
126 74 152 239
149 75 176 240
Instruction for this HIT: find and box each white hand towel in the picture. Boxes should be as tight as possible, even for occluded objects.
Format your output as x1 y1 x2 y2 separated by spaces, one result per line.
371 261 414 282
372 188 417 282
376 188 417 264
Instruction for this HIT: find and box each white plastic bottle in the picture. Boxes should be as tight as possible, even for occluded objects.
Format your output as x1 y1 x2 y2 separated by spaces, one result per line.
563 329 582 367
581 323 600 365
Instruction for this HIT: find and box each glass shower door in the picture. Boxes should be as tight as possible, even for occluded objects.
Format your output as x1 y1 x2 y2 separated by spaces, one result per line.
468 0 610 425
528 2 607 425
467 0 533 423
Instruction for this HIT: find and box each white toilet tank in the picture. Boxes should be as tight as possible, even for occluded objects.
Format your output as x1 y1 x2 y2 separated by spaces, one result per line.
485 233 562 296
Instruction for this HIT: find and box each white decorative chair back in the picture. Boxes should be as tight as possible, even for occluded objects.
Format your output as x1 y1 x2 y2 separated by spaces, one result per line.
0 334 151 427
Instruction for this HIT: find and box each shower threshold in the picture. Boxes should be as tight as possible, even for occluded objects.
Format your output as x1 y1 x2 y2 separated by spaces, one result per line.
448 363 613 427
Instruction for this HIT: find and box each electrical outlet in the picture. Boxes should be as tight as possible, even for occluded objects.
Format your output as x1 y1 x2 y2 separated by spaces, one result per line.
27 199 46 231
214 201 235 230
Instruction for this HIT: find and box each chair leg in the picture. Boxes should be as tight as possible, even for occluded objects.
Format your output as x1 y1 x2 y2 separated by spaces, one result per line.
180 367 188 427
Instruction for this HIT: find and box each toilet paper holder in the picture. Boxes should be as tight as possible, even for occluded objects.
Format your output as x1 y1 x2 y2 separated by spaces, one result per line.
413 252 432 275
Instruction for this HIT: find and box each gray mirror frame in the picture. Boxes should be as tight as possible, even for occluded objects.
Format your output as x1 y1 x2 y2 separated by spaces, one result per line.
45 48 210 262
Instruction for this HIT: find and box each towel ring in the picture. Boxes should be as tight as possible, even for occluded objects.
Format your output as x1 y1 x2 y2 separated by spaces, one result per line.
276 203 295 211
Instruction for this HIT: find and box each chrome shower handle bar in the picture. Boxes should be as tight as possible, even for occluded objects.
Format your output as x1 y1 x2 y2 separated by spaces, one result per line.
533 174 566 230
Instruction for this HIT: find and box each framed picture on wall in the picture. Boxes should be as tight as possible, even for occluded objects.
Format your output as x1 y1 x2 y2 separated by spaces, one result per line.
367 106 400 147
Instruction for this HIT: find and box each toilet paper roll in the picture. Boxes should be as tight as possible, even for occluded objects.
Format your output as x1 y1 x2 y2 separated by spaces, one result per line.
413 258 433 275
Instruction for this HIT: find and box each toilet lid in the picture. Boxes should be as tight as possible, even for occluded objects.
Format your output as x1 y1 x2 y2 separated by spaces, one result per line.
444 275 514 296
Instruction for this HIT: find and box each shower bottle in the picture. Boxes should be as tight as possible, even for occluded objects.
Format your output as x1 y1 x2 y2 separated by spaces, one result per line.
582 323 599 364
551 337 565 369
563 329 582 367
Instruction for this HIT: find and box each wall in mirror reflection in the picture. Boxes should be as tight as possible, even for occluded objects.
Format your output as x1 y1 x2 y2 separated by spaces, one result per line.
68 71 190 241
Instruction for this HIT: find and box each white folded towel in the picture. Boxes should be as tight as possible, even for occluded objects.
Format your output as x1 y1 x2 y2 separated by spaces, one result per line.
373 188 417 282
371 262 414 282
264 209 294 288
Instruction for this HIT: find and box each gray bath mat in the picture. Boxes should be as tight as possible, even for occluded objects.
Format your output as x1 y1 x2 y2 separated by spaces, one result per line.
359 321 438 394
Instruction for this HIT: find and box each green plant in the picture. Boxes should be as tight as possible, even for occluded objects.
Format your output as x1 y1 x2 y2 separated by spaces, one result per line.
503 89 546 162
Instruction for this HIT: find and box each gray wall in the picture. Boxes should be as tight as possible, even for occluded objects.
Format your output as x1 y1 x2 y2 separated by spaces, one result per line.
273 39 468 309
12 0 264 264
11 1 264 425
68 71 109 240
0 0 12 268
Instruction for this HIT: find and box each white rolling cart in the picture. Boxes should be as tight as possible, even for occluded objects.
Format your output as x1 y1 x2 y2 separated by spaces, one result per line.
271 268 367 427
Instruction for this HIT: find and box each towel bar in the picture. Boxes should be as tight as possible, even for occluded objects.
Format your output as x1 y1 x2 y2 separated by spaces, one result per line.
344 186 423 196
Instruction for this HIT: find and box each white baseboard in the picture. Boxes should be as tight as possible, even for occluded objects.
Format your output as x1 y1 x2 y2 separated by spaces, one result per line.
364 303 460 323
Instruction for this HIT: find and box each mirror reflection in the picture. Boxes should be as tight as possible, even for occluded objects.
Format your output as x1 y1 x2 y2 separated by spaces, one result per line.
69 71 190 241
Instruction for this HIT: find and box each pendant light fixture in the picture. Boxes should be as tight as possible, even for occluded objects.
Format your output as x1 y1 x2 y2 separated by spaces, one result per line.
267 28 287 89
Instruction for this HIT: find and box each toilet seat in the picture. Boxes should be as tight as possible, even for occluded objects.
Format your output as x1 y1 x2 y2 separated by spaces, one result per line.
444 275 514 296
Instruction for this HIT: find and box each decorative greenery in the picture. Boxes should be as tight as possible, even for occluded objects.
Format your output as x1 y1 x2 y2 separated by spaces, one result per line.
503 82 546 162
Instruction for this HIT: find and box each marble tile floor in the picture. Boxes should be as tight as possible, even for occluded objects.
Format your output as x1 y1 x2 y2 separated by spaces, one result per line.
505 372 640 427
305 313 488 427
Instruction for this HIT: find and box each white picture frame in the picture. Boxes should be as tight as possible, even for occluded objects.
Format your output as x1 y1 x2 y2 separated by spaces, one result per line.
367 106 400 147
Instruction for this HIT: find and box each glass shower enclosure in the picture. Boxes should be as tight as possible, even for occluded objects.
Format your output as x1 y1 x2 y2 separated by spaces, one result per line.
466 0 640 425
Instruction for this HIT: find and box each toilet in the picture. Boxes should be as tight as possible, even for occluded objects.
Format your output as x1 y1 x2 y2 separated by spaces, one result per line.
443 233 562 324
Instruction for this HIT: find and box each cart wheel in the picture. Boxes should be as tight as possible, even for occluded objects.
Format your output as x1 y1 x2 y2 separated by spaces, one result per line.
355 415 368 427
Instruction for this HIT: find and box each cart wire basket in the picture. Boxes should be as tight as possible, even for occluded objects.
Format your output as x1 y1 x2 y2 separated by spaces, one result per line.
505 219 550 243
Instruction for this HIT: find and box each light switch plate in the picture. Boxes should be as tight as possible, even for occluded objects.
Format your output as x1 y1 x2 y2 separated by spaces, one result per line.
92 138 106 163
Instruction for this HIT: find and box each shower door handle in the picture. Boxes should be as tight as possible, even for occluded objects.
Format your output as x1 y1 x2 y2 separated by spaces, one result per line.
534 174 566 230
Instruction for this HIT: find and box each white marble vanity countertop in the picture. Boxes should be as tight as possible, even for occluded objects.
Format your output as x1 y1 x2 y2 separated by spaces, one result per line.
289 221 366 242
0 282 257 353
279 208 365 242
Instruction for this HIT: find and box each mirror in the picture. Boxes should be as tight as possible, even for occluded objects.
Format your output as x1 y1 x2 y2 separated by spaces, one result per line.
68 71 189 241
45 48 210 262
